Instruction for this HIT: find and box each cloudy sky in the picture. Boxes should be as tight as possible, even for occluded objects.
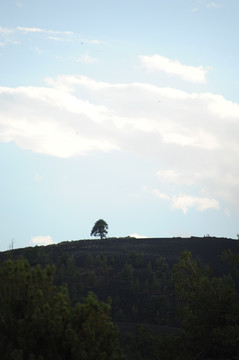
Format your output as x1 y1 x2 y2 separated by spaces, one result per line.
0 0 238 250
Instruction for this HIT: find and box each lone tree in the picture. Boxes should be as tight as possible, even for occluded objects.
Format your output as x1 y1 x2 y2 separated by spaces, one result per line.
91 219 108 239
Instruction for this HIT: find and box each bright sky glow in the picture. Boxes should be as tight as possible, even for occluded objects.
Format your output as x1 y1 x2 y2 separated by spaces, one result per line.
0 0 238 250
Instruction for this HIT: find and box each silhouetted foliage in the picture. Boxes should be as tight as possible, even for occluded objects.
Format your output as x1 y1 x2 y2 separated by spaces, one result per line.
172 250 239 359
121 263 134 283
0 236 238 359
90 219 108 239
0 257 124 360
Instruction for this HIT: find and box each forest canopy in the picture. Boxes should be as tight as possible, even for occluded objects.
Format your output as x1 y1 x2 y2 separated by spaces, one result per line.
0 257 123 360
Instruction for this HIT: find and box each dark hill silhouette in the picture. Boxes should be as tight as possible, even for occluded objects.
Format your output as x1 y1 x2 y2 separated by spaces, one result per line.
1 236 238 359
0 236 238 332
2 236 236 273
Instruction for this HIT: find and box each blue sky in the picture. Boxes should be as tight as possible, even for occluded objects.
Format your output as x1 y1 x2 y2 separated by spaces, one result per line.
0 0 238 250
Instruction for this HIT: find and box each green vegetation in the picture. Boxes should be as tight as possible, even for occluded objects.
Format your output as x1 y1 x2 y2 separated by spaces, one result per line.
0 237 238 359
172 250 239 359
90 219 108 239
0 257 123 360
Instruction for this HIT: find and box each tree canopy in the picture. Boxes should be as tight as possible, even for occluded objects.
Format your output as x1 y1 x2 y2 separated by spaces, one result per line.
90 219 108 239
172 250 239 359
0 257 123 360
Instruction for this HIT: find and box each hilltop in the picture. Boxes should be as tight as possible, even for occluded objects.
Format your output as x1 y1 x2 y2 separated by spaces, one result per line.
1 236 237 272
1 236 238 359
0 236 237 326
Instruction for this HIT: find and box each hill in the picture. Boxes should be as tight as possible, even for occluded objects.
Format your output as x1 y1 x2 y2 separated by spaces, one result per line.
1 236 237 274
0 236 237 327
1 236 239 359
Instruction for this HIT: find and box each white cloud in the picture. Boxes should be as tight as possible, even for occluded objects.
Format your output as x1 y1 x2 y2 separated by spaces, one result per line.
130 233 147 238
171 194 220 213
0 26 102 48
139 55 208 83
31 235 55 246
0 39 19 47
190 7 199 12
17 26 75 43
46 36 69 42
76 52 97 64
89 39 101 44
0 26 14 34
18 26 46 33
31 46 43 54
0 83 119 157
206 2 221 8
0 74 239 210
16 26 102 45
156 170 194 185
207 94 239 119
0 26 17 47
17 27 74 36
153 190 220 213
153 191 171 201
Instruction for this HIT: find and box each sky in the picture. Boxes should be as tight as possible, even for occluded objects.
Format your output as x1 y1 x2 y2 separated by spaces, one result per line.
0 0 238 250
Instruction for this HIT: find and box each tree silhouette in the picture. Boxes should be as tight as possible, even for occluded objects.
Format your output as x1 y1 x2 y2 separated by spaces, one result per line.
91 219 108 239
